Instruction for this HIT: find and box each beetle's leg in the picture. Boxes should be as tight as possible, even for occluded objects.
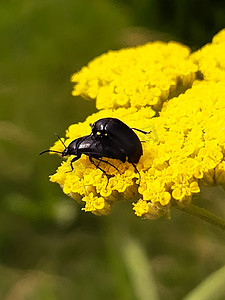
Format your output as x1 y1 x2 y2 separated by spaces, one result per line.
89 157 110 189
134 124 160 144
131 163 141 184
132 128 151 135
132 128 156 143
94 157 121 175
89 157 107 174
66 155 81 173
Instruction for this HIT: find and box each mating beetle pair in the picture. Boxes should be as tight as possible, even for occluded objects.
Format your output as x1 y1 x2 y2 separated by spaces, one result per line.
40 118 149 183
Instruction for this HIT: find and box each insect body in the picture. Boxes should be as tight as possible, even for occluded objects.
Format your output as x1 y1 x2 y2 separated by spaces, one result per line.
91 118 145 163
63 134 129 173
40 118 149 185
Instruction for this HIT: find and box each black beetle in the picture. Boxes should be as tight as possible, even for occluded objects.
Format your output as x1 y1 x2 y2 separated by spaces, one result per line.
40 118 150 186
40 134 124 176
91 117 149 163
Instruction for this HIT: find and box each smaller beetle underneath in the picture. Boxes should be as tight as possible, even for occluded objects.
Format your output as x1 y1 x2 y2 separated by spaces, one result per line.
40 117 150 187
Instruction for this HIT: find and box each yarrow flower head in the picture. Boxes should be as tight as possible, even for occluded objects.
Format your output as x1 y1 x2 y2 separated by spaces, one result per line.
71 42 197 111
47 29 225 219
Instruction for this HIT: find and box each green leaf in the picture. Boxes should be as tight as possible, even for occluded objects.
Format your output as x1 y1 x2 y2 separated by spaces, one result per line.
121 236 160 300
183 265 225 300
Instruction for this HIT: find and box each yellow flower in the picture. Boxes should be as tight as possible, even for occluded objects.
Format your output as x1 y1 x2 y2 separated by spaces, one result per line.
215 161 225 189
133 199 169 219
46 30 225 219
191 29 225 82
71 41 197 111
82 193 111 215
49 80 225 217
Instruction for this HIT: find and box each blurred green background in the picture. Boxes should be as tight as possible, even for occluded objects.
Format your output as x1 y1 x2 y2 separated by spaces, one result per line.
1 0 225 299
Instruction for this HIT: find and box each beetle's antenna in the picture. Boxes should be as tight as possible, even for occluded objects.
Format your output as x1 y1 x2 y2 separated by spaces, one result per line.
39 149 62 155
40 133 66 156
54 133 67 148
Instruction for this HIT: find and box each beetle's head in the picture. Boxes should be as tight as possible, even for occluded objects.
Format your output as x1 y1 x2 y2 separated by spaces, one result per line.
61 139 80 157
91 122 98 137
61 147 69 157
91 119 109 138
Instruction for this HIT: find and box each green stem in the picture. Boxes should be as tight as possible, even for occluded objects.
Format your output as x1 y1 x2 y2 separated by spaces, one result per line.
175 203 225 231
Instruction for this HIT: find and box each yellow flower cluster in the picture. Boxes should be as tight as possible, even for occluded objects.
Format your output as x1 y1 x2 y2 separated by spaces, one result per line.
71 42 197 111
191 29 225 82
48 29 225 218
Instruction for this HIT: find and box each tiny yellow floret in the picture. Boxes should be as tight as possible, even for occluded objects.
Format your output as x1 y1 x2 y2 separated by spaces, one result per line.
71 41 197 111
191 29 225 82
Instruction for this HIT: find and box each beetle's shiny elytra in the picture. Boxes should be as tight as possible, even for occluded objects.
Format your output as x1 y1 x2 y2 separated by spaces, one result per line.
40 118 150 186
91 118 143 164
